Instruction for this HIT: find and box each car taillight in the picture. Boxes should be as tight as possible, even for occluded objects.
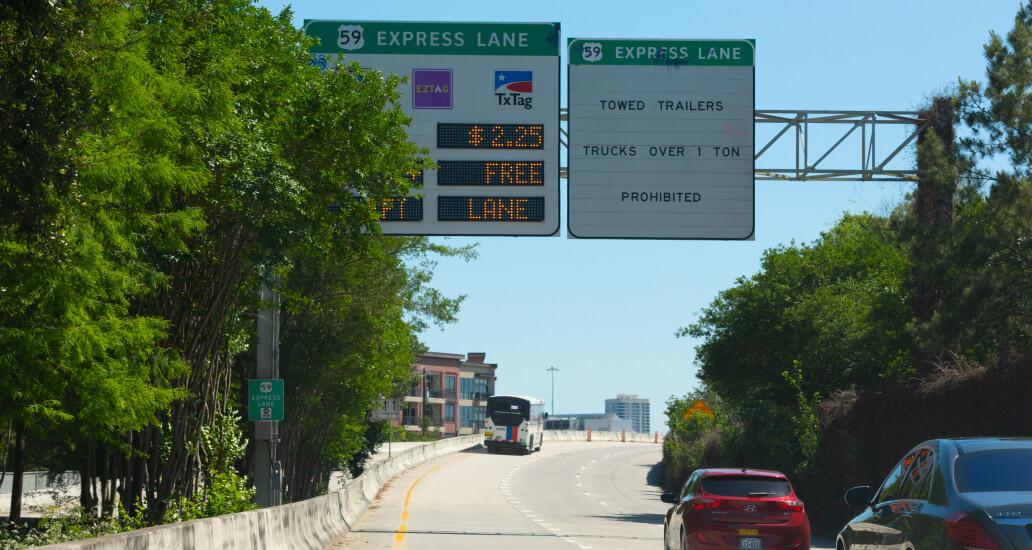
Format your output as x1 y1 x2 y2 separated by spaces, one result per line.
946 511 1001 550
693 498 721 510
778 500 804 513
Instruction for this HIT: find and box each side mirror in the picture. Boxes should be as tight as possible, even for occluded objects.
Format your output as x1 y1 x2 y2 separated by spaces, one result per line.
844 486 872 506
661 493 678 504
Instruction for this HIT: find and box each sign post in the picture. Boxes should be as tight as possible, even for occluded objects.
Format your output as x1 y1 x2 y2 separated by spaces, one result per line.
567 38 755 239
371 398 400 457
305 21 562 236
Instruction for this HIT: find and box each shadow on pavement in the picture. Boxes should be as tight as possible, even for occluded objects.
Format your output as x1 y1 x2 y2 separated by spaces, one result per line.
588 512 665 525
647 461 664 487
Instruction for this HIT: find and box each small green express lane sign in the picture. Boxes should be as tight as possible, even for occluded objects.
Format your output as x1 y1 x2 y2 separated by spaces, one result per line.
249 379 284 421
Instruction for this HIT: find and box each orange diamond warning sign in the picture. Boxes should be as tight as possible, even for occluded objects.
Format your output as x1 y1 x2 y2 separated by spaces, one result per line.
683 399 714 420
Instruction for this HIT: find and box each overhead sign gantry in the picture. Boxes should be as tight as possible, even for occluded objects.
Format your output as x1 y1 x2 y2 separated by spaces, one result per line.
566 38 755 239
304 21 562 237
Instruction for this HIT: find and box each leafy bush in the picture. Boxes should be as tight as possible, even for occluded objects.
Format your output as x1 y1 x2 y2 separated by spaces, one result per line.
0 513 118 550
163 471 257 523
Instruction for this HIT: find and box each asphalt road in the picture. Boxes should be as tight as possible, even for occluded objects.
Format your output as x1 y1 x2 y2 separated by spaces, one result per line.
328 440 837 550
329 440 667 550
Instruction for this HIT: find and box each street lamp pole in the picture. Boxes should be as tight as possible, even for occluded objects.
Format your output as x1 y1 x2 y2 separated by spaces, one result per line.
546 366 559 416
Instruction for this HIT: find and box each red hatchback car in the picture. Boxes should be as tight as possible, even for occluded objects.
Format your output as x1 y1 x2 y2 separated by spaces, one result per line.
662 468 811 550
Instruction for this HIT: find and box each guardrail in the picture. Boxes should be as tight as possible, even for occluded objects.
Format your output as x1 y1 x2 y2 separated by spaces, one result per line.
543 430 657 443
1 471 78 495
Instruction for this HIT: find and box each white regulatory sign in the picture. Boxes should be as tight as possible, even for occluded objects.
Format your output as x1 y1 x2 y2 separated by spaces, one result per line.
567 38 755 239
371 398 401 420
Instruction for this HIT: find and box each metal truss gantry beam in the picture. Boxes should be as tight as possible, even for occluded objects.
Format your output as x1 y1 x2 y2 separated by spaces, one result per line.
559 109 929 182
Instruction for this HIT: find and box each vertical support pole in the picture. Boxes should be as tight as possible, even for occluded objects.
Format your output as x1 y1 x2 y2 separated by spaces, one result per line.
546 366 559 416
255 282 280 508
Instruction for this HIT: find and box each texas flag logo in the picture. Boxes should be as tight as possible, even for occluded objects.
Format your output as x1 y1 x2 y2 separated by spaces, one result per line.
495 71 533 109
495 71 532 93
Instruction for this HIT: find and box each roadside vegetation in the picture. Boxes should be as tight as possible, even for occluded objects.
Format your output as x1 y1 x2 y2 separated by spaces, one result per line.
0 0 472 546
664 1 1032 532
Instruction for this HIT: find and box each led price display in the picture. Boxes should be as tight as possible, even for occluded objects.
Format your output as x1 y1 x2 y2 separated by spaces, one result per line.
370 197 423 222
404 169 423 184
438 161 544 186
438 196 545 222
437 123 544 149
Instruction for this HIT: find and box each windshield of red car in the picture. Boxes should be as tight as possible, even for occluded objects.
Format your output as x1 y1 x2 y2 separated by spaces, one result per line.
700 476 792 497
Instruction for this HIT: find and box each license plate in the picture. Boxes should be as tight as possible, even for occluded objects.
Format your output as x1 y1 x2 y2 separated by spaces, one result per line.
484 432 493 437
740 538 761 550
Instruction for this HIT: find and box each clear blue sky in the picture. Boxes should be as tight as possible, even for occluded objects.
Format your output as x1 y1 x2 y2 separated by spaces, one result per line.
260 0 1020 432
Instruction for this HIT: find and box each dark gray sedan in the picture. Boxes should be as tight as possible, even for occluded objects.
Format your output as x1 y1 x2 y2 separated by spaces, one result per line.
837 437 1032 550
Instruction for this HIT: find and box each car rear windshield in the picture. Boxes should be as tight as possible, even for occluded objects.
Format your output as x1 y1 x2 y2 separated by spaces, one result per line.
955 449 1032 492
701 476 792 497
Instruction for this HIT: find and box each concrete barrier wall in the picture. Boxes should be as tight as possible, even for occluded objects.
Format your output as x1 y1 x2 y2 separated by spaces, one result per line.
40 435 482 550
543 430 658 443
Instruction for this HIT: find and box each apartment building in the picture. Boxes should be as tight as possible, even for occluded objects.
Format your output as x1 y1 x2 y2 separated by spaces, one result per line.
396 352 497 437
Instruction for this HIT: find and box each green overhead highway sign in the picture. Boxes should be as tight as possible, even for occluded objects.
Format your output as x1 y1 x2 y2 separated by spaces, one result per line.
304 20 562 237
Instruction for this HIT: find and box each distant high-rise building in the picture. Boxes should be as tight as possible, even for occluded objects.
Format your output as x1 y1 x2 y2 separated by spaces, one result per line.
605 394 650 433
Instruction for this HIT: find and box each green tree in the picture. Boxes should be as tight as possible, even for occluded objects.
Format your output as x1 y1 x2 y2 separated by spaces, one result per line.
0 0 192 519
87 0 435 519
3 0 464 525
661 389 730 489
274 236 471 500
919 1 1032 360
678 214 912 473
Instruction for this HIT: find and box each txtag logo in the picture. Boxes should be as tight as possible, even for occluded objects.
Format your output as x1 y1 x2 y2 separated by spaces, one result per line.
412 69 452 109
494 70 533 110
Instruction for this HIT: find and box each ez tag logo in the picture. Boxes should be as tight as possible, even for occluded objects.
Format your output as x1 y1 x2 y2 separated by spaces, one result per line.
337 25 364 51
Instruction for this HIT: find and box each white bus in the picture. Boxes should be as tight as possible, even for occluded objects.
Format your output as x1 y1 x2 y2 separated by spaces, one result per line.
484 395 545 455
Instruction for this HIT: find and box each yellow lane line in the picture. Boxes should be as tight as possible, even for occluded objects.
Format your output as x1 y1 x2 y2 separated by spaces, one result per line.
394 456 468 549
